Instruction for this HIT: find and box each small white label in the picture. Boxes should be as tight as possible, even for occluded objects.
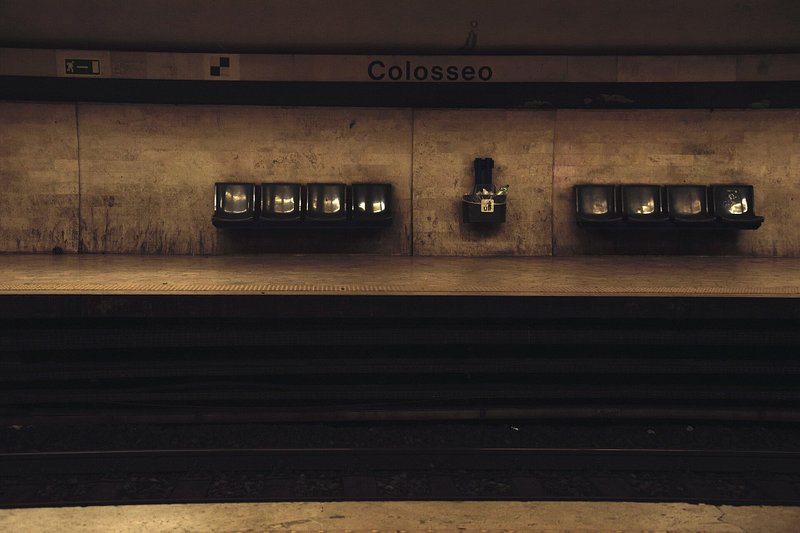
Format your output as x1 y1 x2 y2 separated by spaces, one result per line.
480 199 495 213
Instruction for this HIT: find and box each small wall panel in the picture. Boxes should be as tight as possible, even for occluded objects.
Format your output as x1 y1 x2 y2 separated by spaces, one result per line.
412 109 555 256
0 102 79 253
553 109 800 256
78 104 412 254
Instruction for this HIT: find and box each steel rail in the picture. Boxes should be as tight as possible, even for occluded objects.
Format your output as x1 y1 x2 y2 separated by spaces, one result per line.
3 447 800 507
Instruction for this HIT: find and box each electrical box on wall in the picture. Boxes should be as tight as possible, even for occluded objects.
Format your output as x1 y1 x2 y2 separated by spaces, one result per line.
463 157 507 224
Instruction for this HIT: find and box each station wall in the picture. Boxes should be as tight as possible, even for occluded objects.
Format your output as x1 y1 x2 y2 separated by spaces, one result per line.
1 102 798 256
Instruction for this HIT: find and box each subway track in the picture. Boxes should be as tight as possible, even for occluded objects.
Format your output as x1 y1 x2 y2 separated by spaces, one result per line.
3 315 800 422
2 447 800 507
1 288 799 508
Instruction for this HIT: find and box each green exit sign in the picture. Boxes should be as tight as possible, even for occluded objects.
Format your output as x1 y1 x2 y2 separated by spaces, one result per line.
65 59 100 75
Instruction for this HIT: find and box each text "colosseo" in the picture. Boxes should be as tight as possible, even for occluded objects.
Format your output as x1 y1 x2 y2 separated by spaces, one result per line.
367 60 493 82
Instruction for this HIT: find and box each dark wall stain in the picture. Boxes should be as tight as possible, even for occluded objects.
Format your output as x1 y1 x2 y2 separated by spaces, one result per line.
684 144 715 155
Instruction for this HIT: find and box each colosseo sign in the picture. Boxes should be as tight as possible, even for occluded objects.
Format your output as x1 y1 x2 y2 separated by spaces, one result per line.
3 49 792 83
367 60 493 82
0 49 584 82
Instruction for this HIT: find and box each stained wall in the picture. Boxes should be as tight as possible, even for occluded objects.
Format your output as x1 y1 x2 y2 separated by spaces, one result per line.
412 110 554 256
553 110 800 256
0 103 79 253
1 102 798 256
77 105 412 254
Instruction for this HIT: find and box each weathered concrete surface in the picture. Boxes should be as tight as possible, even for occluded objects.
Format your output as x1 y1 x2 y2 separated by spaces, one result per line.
413 109 554 256
617 55 737 82
3 103 800 257
78 104 412 255
553 109 800 256
0 102 79 253
1 502 798 532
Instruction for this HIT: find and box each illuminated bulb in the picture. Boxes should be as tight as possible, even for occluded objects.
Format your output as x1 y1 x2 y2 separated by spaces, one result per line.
728 196 748 215
578 188 611 216
371 200 386 213
722 191 749 215
636 198 655 215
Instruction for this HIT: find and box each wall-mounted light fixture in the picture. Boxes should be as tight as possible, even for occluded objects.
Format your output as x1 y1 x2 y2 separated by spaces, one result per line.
260 183 302 222
666 185 715 225
212 182 256 227
575 185 621 226
712 185 764 229
621 185 668 224
351 183 393 225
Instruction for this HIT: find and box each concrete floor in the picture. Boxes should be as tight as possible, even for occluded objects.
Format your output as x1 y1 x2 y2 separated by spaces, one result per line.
2 254 800 297
1 502 799 532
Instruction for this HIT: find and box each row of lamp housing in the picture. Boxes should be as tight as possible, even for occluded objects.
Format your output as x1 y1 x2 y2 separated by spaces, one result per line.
575 184 763 229
212 182 393 228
